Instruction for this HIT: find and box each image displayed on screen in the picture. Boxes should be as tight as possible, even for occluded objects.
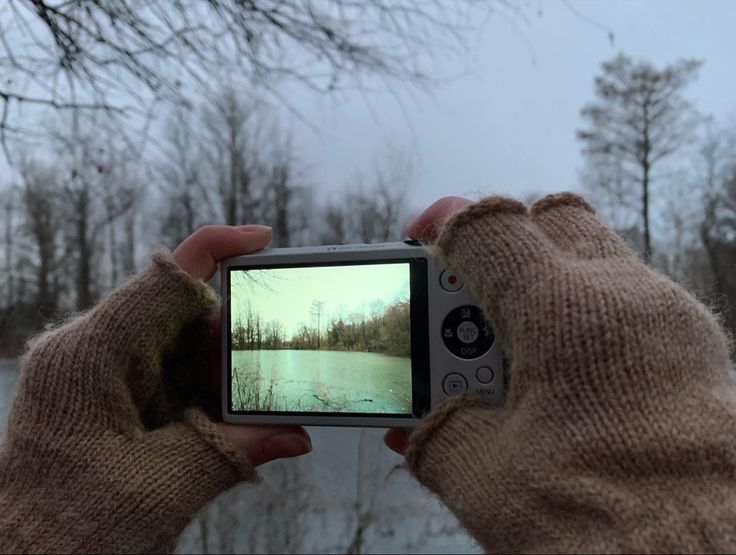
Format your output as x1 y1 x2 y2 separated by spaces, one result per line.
229 262 412 414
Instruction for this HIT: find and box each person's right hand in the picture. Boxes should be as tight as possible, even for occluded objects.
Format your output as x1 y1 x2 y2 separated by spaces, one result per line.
386 193 736 553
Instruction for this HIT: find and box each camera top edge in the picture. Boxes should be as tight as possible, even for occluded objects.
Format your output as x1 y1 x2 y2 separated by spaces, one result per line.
220 241 429 269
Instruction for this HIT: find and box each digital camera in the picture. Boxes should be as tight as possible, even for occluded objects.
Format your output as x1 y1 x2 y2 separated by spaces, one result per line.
221 241 503 427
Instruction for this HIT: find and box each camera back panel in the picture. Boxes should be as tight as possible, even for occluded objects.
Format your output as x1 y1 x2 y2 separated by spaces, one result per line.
221 242 503 427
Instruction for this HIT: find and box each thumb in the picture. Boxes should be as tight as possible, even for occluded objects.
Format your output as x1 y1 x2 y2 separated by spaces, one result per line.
217 423 312 467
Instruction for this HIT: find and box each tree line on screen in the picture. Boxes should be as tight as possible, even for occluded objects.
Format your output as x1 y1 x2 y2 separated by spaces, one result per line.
232 299 410 357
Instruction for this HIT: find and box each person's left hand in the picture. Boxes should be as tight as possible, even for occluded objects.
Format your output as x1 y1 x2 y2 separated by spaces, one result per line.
0 223 311 554
173 224 311 465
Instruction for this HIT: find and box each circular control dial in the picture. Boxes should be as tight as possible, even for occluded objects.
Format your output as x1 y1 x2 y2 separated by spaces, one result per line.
441 305 494 359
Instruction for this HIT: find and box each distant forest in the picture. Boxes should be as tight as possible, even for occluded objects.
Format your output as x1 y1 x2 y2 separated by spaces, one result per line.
232 300 410 357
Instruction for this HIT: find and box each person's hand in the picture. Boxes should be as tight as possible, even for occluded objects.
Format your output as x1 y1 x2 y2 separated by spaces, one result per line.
384 197 472 454
173 224 311 465
382 192 735 553
0 224 310 554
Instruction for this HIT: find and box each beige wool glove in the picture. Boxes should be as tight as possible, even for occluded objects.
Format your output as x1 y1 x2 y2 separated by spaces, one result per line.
406 193 736 553
0 253 255 554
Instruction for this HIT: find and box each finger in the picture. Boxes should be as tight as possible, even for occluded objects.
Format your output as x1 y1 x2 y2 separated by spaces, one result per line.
407 197 473 242
434 196 561 342
384 428 409 455
174 224 272 280
531 193 635 260
218 423 312 467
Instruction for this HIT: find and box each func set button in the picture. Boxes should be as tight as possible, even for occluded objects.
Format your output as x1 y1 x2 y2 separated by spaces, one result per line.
457 321 479 344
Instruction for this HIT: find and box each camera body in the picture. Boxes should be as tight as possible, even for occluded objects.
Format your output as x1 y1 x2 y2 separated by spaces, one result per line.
221 242 503 427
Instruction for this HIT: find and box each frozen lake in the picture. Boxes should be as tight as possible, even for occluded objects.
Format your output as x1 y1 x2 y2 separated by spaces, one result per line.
232 350 412 413
0 358 478 554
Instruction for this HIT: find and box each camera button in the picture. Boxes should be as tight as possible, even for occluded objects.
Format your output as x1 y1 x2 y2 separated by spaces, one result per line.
476 366 494 384
440 270 463 292
457 321 479 344
443 373 468 396
441 305 494 359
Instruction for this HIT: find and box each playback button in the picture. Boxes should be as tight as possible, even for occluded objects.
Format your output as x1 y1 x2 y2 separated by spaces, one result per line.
443 373 468 396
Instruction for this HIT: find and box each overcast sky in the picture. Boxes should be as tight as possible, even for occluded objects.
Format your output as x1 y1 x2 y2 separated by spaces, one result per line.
277 0 736 213
3 1 733 224
232 263 410 337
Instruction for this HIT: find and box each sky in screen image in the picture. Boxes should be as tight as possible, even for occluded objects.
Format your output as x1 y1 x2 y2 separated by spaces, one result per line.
231 263 410 338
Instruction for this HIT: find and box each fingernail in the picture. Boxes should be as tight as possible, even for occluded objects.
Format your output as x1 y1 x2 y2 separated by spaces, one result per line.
262 433 312 461
238 224 272 233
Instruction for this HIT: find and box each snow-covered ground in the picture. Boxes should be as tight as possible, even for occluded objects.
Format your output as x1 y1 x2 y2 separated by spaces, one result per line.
0 359 478 554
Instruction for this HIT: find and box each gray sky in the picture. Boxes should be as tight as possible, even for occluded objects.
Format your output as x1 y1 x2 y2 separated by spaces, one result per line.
280 0 736 212
3 1 733 224
232 264 410 336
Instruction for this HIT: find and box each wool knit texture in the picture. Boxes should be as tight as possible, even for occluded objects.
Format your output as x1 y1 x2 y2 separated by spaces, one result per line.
405 193 736 553
0 252 255 554
2 193 736 554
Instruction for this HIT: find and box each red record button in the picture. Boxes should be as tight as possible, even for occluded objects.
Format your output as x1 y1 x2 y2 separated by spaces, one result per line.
440 269 463 292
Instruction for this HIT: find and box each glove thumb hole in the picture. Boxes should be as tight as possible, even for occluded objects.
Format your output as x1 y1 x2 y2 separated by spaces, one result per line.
405 396 504 481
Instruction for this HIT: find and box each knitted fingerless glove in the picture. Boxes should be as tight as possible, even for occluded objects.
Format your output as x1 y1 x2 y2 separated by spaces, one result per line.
0 252 254 554
406 193 736 553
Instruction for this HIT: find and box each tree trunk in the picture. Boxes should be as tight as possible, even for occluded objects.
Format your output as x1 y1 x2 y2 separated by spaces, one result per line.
37 236 53 316
4 195 14 308
122 211 136 276
641 159 652 264
76 187 94 310
226 123 239 226
107 200 119 288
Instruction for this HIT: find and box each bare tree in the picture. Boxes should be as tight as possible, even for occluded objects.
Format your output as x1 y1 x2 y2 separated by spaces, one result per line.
347 148 416 243
319 203 348 245
260 129 310 247
159 108 210 247
44 126 139 309
1 186 16 308
345 430 385 555
200 88 264 226
17 162 63 316
696 122 736 331
310 300 325 349
577 54 702 262
0 0 517 152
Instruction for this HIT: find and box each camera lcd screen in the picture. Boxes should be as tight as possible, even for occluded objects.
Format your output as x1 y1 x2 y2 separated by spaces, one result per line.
227 259 429 417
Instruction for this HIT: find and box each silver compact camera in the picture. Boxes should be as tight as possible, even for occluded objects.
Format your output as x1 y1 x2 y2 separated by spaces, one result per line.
221 242 503 427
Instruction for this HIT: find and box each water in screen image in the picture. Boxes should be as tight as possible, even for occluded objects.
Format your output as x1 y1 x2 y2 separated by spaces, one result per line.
229 263 412 414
